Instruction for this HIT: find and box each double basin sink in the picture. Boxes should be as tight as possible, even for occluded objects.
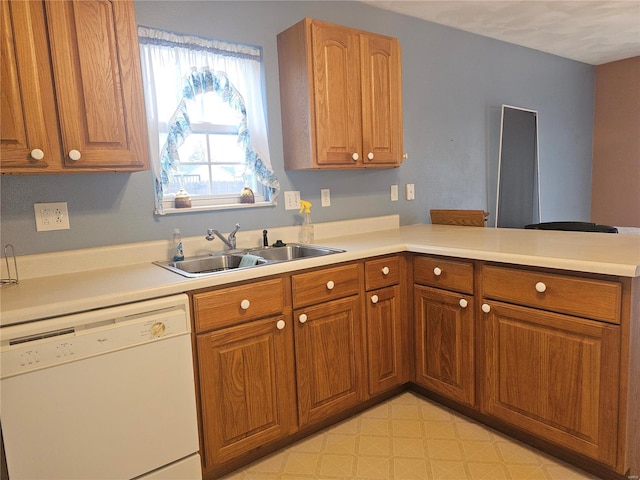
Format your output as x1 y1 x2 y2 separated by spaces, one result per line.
155 244 345 278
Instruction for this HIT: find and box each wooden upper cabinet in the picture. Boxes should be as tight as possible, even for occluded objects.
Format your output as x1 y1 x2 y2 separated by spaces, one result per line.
1 0 60 170
359 32 403 166
1 0 149 173
277 18 403 170
46 0 148 170
311 22 362 167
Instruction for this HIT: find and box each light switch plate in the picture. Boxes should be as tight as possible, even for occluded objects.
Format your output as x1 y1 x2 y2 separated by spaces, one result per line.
284 191 300 210
321 189 331 207
34 202 70 231
390 185 398 202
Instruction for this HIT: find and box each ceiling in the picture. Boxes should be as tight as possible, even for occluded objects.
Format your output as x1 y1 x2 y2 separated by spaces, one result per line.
361 1 640 65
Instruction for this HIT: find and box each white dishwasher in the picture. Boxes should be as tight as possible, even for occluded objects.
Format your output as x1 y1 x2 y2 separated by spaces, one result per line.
0 294 202 480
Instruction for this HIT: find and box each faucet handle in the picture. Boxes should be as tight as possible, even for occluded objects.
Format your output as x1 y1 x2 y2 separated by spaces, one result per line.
228 223 240 240
228 223 240 249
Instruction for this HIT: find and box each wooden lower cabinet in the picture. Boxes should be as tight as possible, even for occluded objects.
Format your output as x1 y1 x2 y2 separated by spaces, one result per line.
481 301 620 467
414 284 475 406
196 315 297 470
294 295 367 427
366 284 407 395
190 257 637 480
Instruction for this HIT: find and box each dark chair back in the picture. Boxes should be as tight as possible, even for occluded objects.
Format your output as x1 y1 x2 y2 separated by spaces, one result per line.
524 221 618 233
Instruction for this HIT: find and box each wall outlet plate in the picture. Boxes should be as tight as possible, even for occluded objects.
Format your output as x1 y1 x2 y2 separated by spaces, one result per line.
406 184 415 201
284 191 301 210
34 202 70 231
390 185 399 202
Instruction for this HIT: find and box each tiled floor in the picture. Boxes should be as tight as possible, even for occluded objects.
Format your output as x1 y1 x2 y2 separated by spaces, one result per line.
221 392 602 480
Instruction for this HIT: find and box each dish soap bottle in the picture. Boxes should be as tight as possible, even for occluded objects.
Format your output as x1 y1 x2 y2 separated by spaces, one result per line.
172 228 184 261
299 200 314 244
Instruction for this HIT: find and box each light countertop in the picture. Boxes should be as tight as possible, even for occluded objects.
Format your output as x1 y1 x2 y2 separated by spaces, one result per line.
2 224 639 327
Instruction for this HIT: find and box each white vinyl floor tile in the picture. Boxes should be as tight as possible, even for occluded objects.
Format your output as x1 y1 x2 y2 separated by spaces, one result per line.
221 392 602 480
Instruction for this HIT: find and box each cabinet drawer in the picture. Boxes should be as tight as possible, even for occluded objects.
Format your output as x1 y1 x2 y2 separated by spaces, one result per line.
292 263 360 308
193 278 286 332
414 256 474 294
365 256 400 291
483 265 621 323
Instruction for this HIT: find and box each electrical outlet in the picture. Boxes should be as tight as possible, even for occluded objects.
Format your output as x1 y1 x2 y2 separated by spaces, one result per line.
406 184 415 201
390 185 398 202
321 189 331 207
284 191 300 210
34 202 70 231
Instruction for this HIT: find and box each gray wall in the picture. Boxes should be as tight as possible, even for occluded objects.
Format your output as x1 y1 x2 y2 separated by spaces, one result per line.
0 1 595 255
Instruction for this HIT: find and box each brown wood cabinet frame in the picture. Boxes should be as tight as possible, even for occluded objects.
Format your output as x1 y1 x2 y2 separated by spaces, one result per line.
189 256 639 480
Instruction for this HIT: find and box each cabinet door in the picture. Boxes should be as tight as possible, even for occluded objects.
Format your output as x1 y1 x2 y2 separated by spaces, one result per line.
196 316 297 468
45 0 148 170
360 33 403 166
295 296 366 427
311 22 362 166
481 301 620 466
366 285 407 395
1 0 60 171
414 285 475 406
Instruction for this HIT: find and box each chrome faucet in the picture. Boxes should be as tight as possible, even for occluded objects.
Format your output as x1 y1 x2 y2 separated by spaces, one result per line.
206 223 240 250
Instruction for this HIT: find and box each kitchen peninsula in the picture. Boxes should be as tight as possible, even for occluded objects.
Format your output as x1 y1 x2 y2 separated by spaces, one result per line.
2 219 639 480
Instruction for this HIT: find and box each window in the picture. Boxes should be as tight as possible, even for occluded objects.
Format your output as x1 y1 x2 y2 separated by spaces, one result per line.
138 27 280 214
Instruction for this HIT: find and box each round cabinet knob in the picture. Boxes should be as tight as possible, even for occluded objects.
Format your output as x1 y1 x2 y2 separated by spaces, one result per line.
150 322 166 337
240 299 251 310
68 149 81 161
326 280 335 290
367 152 374 160
459 298 468 308
433 267 442 276
276 319 286 330
381 266 390 276
351 153 359 161
402 153 409 159
535 282 547 293
371 295 379 304
30 149 45 160
481 303 491 313
299 313 308 324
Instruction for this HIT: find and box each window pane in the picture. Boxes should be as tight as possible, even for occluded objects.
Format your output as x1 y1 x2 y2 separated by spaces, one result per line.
187 92 242 124
209 134 245 164
167 163 255 196
178 133 208 164
168 130 249 196
166 166 204 194
210 165 248 194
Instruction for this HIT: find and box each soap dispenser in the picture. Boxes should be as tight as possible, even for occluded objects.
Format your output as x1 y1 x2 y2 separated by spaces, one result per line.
172 229 184 261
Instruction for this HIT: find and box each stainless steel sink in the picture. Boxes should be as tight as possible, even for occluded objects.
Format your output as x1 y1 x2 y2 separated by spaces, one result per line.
155 253 269 278
154 243 345 278
245 244 344 262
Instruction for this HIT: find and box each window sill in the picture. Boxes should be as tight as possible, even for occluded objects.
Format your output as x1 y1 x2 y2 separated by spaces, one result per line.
157 200 277 215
